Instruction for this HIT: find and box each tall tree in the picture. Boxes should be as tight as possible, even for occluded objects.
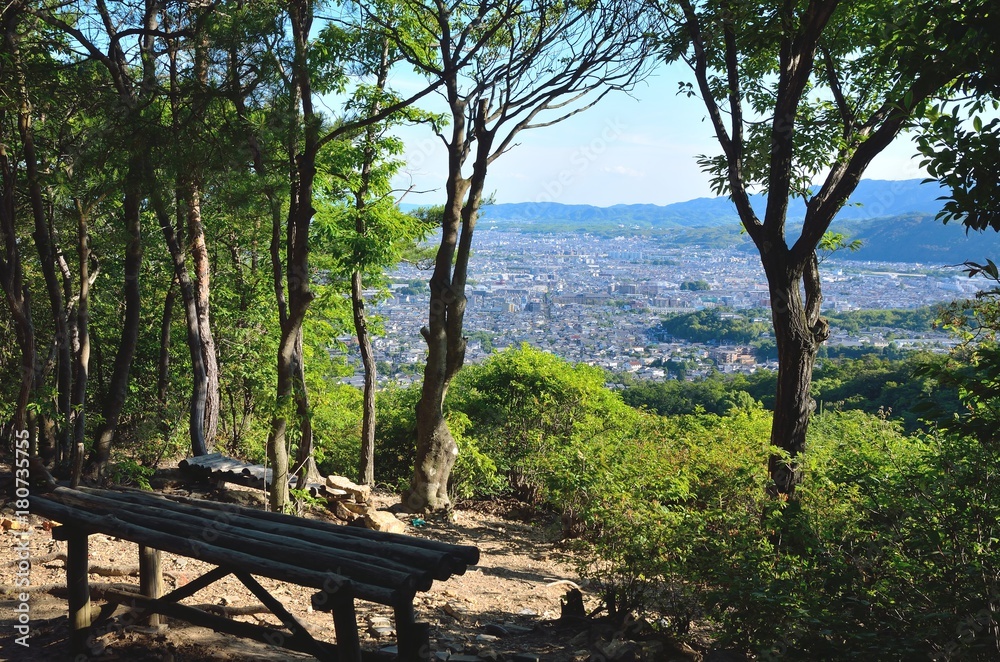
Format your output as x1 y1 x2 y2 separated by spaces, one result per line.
367 0 653 511
264 0 441 510
0 8 35 440
656 0 976 494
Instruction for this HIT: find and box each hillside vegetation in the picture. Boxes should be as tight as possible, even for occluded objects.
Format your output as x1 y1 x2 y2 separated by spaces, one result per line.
352 342 999 660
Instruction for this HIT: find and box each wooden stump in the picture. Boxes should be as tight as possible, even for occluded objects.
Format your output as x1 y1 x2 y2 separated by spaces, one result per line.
65 527 91 654
138 545 163 628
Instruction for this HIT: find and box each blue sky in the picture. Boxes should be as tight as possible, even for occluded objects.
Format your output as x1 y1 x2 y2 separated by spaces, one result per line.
389 61 929 208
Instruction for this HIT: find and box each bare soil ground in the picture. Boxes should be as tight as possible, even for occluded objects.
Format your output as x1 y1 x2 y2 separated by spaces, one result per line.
0 469 705 662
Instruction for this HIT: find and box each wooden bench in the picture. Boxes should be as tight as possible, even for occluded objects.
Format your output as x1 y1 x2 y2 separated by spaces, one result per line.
29 486 479 662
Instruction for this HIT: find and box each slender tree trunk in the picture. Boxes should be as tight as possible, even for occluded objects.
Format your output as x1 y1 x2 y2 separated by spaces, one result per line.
157 279 176 433
88 171 143 476
149 182 208 457
86 0 159 477
267 0 317 512
407 103 492 512
293 327 319 488
13 27 71 467
70 201 92 487
0 143 34 438
184 181 219 448
185 18 220 447
354 270 377 486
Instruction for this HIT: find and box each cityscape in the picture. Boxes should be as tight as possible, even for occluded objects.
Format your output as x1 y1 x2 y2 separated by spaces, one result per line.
337 230 979 385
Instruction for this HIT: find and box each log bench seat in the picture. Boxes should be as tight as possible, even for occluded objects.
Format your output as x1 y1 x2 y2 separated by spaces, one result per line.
29 485 479 662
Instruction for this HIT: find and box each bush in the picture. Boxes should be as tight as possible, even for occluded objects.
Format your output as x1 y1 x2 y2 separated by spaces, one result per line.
449 344 632 500
562 405 1000 659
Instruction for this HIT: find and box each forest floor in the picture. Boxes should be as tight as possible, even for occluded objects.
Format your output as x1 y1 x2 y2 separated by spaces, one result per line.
0 465 727 662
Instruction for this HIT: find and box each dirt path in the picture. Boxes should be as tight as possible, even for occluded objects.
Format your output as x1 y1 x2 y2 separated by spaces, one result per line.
1 479 680 662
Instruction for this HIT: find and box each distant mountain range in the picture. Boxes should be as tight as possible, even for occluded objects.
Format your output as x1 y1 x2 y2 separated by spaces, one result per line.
477 178 951 229
470 179 1000 264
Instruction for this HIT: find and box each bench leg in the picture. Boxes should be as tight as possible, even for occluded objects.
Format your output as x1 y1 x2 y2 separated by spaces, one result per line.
332 597 362 662
138 545 163 628
395 603 430 662
66 527 91 655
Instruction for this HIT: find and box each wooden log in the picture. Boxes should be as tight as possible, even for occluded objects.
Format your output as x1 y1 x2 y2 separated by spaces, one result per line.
86 486 480 567
66 527 91 655
138 545 163 627
47 488 424 593
79 487 457 580
29 496 389 602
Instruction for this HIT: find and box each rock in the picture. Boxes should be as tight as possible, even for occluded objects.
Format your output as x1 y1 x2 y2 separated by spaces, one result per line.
341 501 368 515
334 500 359 522
517 608 537 617
475 634 499 643
448 655 482 662
322 485 350 499
443 602 468 622
364 509 406 534
513 655 540 662
477 649 501 662
368 625 396 639
1 518 27 531
325 475 371 503
379 646 399 656
483 623 509 637
434 651 451 662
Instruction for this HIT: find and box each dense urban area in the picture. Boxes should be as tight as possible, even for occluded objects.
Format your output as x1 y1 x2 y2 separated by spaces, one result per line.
342 230 973 385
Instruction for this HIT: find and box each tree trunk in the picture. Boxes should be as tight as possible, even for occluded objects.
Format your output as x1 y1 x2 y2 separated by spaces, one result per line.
762 250 828 495
150 182 208 457
184 14 220 447
157 279 176 434
267 334 294 512
70 201 92 488
407 103 492 512
14 28 71 466
88 173 143 476
354 40 389 487
293 326 319 488
185 182 220 447
354 270 377 486
0 77 35 439
269 0 317 512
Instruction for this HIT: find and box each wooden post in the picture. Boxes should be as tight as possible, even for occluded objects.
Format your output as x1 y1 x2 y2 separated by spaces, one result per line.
332 597 362 662
394 602 430 662
138 545 163 628
66 527 91 655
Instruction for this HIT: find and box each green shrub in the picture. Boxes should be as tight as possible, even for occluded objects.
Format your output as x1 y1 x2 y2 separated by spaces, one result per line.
561 404 1000 659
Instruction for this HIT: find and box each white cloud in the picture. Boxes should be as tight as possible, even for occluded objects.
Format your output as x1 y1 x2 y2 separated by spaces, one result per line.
603 165 645 178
